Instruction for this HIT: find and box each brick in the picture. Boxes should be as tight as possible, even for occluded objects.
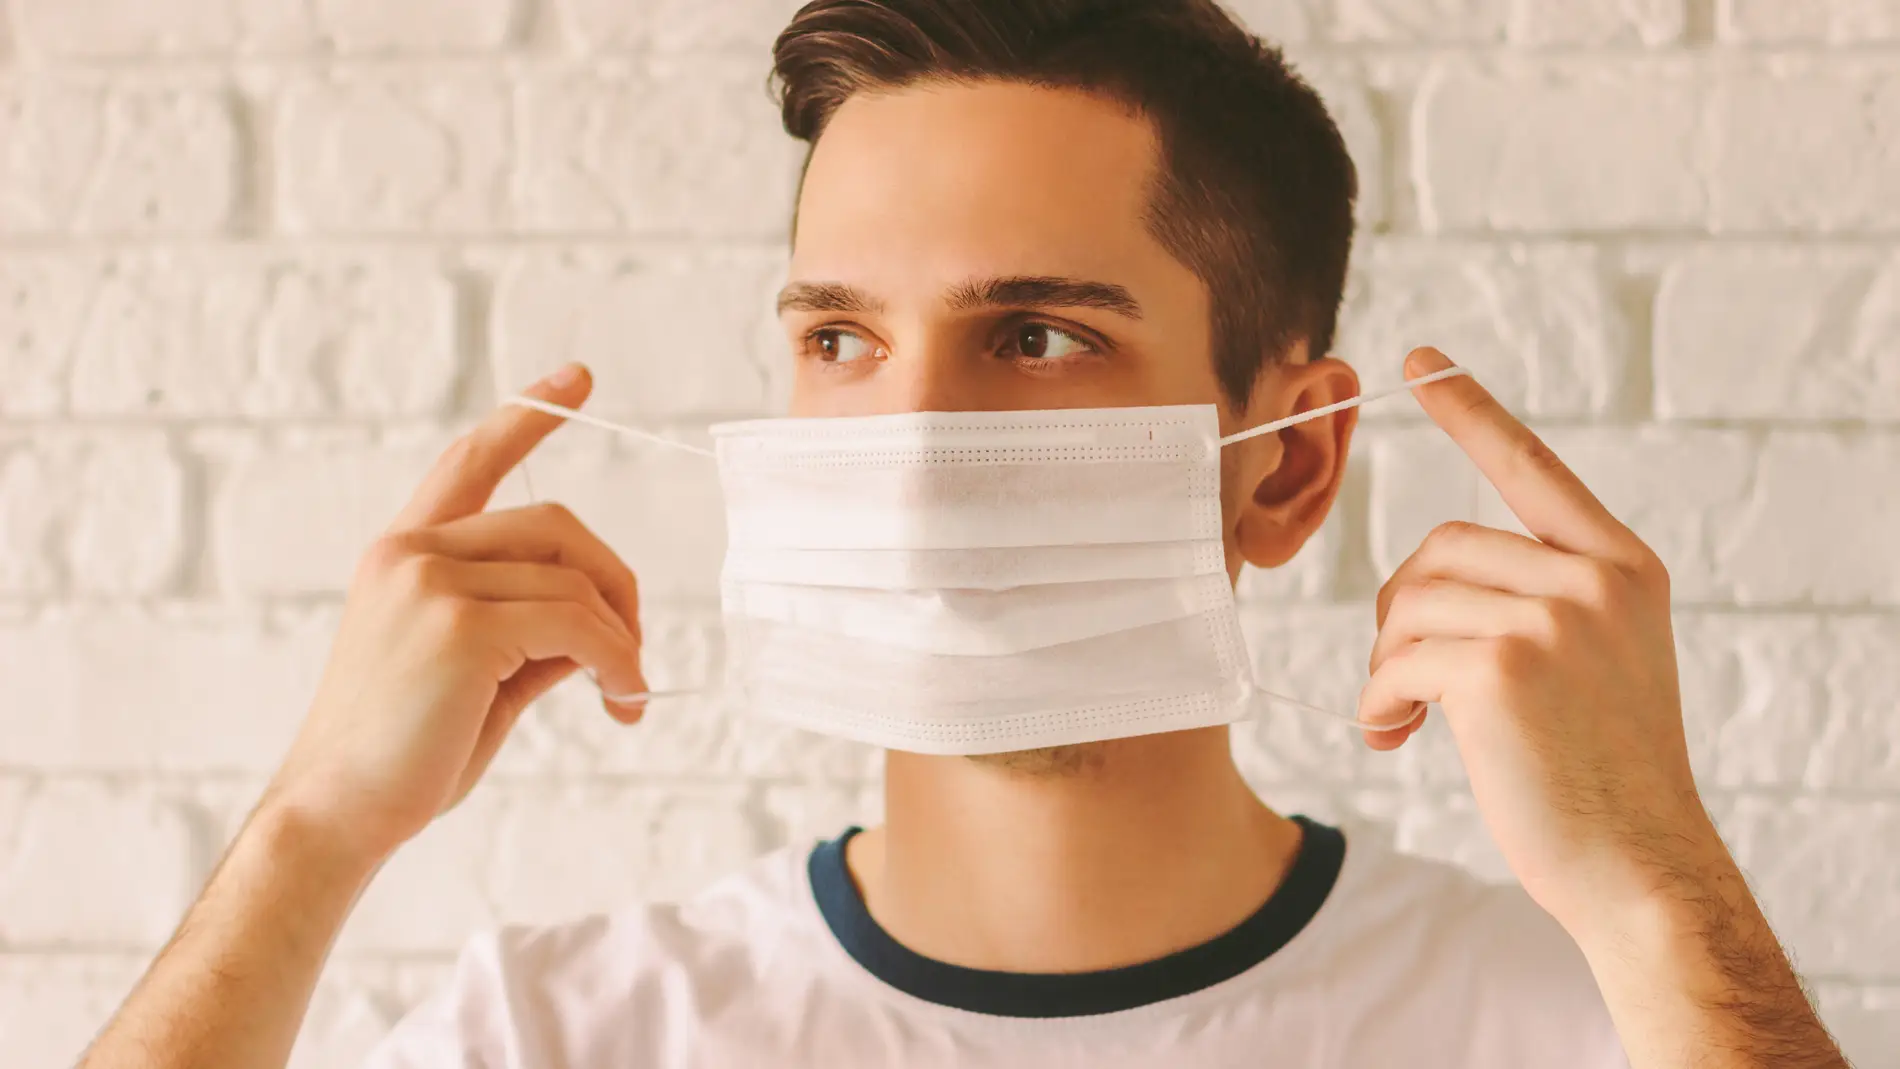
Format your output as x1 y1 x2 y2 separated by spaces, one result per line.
1676 614 1900 792
1718 0 1900 43
491 250 786 420
276 75 509 234
15 0 303 57
51 252 459 417
0 255 92 415
1715 433 1900 606
0 955 143 1069
205 427 443 597
312 0 514 53
1655 248 1900 421
1331 0 1504 42
1335 242 1632 416
558 0 804 52
1814 984 1900 1069
0 431 185 597
1415 64 1703 232
17 0 512 57
1709 67 1900 233
0 606 332 772
326 792 500 955
0 779 205 947
490 611 883 783
1507 0 1685 45
516 62 803 239
486 784 763 923
0 441 61 595
1717 797 1900 978
0 80 237 235
1372 427 1900 607
1369 426 1753 602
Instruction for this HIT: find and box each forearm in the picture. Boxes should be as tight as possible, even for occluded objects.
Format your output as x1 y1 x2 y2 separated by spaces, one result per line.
79 799 381 1069
1573 835 1845 1069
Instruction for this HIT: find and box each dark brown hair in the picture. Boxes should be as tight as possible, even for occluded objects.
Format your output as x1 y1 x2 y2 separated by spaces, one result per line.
771 0 1357 406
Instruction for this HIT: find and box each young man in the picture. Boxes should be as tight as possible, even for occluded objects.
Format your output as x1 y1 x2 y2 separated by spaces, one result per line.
81 2 1847 1066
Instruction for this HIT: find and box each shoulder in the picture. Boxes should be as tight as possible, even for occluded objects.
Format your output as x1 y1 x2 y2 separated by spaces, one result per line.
362 843 823 1068
1289 823 1628 1068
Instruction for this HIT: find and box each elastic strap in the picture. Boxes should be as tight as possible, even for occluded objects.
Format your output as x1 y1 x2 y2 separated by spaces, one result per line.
1217 365 1472 449
1249 683 1426 734
505 364 1471 458
504 396 716 457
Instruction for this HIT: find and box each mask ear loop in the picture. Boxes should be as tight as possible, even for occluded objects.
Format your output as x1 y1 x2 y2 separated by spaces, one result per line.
1222 364 1474 734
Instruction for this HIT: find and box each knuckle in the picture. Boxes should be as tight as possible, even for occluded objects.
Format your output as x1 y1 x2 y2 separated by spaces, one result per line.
1574 559 1621 609
1630 547 1671 593
1387 580 1430 617
359 533 421 578
1515 432 1567 476
425 595 483 641
1524 597 1569 646
438 431 482 474
1484 634 1541 682
530 501 580 530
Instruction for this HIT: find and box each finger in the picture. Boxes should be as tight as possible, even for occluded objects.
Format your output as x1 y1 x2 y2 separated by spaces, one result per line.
415 503 642 637
481 599 647 706
1370 579 1550 675
1375 521 1593 629
389 363 592 532
1363 704 1427 752
1359 638 1478 736
414 557 633 645
1404 348 1646 568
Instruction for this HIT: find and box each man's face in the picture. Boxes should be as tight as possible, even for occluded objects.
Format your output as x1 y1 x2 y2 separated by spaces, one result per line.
779 79 1356 584
781 80 1223 418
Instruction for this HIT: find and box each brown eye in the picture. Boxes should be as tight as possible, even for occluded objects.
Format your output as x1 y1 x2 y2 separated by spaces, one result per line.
1025 324 1057 359
1008 322 1090 361
811 329 878 363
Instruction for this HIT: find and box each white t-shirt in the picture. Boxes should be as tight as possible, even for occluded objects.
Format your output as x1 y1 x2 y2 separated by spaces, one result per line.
364 817 1628 1068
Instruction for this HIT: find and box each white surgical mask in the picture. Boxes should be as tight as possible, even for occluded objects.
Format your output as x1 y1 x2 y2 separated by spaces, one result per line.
508 365 1471 755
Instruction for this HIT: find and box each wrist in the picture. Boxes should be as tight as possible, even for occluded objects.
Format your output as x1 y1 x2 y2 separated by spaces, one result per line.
1562 822 1755 970
246 792 393 891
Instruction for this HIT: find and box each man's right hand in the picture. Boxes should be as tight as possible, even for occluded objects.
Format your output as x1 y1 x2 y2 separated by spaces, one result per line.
259 362 647 869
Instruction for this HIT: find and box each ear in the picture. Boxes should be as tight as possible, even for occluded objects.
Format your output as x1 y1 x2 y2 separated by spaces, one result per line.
1231 356 1360 571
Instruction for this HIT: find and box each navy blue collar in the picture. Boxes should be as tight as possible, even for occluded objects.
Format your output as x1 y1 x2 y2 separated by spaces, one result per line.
808 815 1345 1018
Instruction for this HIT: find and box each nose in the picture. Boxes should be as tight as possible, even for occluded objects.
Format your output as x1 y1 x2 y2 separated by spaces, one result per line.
875 342 981 414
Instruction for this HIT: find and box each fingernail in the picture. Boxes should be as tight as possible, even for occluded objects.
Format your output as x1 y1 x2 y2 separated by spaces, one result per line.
1408 347 1454 373
545 363 585 387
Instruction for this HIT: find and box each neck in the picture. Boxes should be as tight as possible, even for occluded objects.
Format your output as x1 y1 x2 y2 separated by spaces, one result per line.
845 727 1302 973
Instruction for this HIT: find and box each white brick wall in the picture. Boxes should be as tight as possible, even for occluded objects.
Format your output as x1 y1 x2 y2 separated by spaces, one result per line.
0 2 1896 1066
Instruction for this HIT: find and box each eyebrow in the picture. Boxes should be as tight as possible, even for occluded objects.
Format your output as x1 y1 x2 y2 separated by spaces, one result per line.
776 281 883 316
775 276 1143 320
947 276 1143 319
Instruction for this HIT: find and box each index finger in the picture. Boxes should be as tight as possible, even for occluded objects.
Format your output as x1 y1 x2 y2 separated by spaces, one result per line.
389 363 592 532
1405 347 1645 567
